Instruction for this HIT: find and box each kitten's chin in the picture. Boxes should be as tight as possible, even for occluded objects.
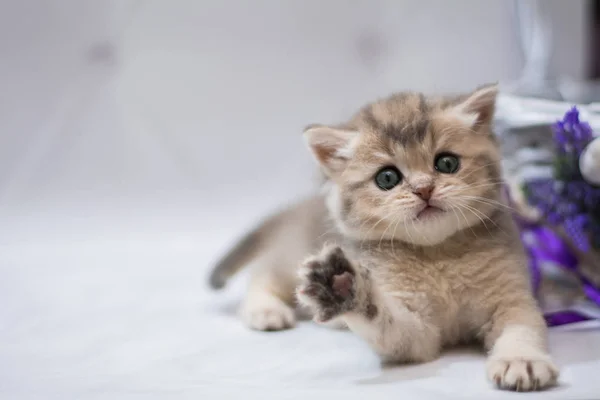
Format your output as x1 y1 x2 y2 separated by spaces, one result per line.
401 219 460 246
341 214 462 247
415 205 444 221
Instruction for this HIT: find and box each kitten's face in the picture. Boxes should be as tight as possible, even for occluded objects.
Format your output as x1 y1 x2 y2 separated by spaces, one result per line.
306 86 503 246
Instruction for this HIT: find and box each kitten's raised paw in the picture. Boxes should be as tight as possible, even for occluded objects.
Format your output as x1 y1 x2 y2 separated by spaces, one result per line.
296 246 356 322
487 356 559 392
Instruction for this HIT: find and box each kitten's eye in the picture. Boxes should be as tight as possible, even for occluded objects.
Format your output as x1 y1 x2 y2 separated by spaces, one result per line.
435 153 460 174
375 167 402 190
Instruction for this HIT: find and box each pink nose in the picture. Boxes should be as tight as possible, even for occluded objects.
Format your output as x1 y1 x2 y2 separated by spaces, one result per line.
413 186 434 201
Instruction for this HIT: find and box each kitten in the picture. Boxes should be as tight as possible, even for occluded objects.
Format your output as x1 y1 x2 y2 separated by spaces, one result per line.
209 85 558 391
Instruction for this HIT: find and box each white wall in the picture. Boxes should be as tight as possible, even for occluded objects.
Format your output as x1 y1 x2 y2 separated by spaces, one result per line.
0 0 588 244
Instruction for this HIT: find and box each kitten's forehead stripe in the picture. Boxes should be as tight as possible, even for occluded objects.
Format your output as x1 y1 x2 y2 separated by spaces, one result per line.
362 107 382 132
359 92 432 147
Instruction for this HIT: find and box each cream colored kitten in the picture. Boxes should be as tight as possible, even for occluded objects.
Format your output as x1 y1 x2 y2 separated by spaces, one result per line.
209 85 558 391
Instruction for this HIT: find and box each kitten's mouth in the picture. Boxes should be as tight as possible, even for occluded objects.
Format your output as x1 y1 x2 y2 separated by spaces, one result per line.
416 205 444 220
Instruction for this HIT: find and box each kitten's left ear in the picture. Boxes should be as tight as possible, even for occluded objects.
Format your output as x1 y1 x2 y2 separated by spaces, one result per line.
450 83 498 131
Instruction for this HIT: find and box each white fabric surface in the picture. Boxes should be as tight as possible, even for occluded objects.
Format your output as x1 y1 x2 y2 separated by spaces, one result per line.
2 228 600 400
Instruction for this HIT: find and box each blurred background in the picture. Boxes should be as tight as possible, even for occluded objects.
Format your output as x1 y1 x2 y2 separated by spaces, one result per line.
0 0 591 246
0 1 598 399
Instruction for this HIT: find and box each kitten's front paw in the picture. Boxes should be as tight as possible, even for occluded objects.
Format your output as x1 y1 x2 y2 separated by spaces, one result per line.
487 354 559 392
296 246 356 322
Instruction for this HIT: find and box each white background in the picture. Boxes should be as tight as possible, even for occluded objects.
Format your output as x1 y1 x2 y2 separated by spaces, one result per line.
1 1 598 399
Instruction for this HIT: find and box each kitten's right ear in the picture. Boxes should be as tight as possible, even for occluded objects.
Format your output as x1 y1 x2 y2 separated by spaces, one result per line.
303 124 359 176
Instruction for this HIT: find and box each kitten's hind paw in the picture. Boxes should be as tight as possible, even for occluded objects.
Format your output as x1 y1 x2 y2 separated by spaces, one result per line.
296 245 356 322
239 292 296 331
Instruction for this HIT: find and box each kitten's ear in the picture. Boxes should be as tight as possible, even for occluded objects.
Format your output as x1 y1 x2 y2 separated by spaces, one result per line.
450 83 498 131
303 124 359 176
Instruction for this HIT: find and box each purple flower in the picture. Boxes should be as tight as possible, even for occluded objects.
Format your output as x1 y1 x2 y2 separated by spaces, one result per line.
563 107 580 125
551 107 594 155
523 107 598 252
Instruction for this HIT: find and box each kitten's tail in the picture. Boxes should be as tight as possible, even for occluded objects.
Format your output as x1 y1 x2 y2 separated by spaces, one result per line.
208 195 325 289
208 217 276 289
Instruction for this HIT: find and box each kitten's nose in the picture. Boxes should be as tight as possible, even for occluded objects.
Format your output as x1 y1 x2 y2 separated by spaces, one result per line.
413 185 434 201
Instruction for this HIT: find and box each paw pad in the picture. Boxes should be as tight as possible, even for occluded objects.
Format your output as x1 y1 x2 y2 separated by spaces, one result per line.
297 246 356 321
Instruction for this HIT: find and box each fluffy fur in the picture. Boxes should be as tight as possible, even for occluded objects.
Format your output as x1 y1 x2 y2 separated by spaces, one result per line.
209 85 558 391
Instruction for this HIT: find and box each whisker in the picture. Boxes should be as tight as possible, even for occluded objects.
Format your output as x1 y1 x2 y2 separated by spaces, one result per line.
390 213 404 257
375 209 403 252
447 181 505 192
457 202 492 237
378 212 405 251
452 203 478 238
459 196 515 211
404 215 416 246
360 210 398 250
459 201 510 238
459 161 499 180
354 196 398 240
